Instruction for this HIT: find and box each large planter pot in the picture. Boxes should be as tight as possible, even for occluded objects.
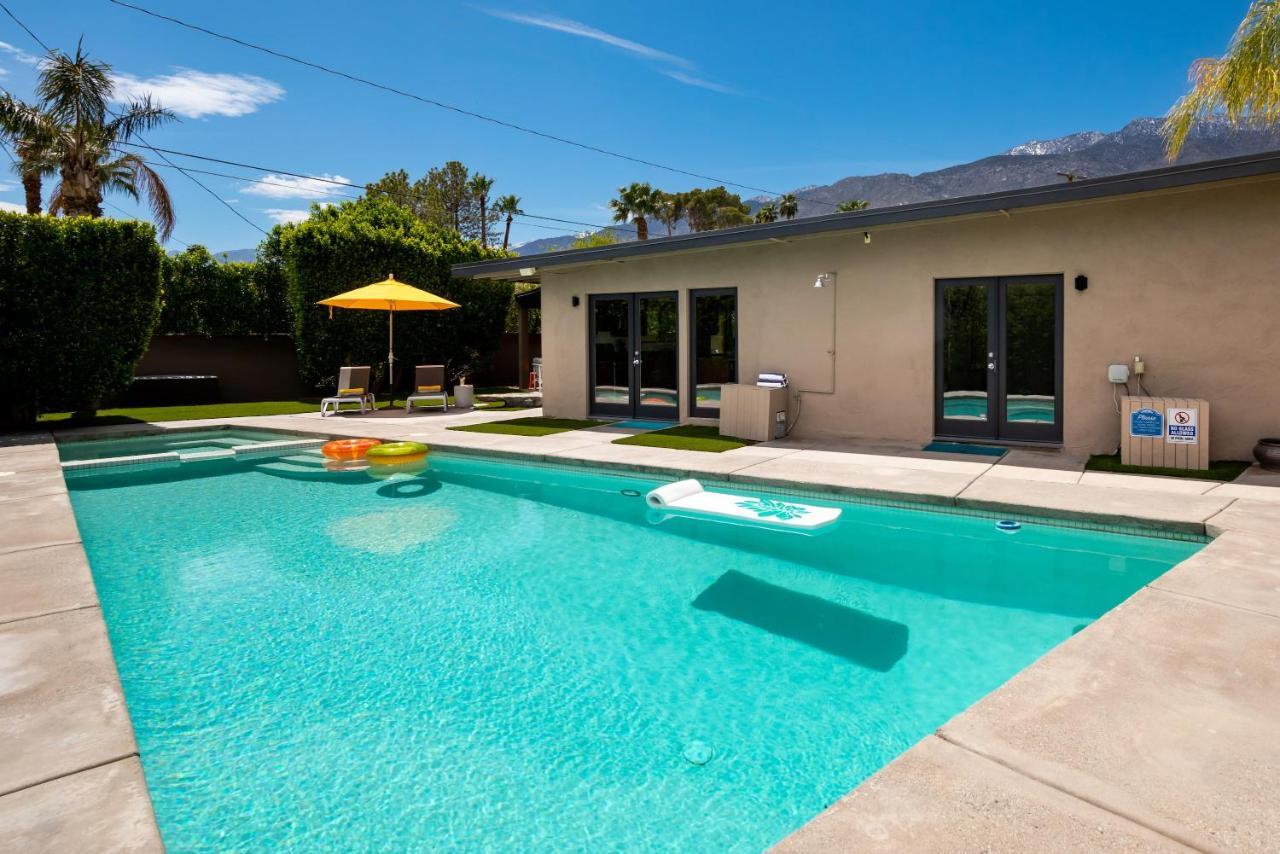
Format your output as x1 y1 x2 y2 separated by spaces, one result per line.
452 384 474 409
1254 438 1280 471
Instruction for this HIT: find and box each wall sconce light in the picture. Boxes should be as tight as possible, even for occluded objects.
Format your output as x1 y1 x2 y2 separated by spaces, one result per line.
863 232 871 244
571 295 580 307
519 267 537 277
1074 274 1088 292
813 272 836 289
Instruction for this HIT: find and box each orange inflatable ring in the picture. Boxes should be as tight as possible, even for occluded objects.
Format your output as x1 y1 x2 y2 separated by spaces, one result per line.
364 441 428 466
322 438 382 461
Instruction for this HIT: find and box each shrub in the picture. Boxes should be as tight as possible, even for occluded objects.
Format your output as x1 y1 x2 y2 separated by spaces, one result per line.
0 213 163 424
158 244 292 336
279 198 513 392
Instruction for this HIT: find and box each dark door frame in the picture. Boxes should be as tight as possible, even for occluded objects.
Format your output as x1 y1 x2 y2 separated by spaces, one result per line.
933 275 1063 444
587 291 680 419
688 287 738 419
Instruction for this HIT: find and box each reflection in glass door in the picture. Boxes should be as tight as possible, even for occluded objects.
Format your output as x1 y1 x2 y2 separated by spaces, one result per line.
689 288 737 417
935 276 1062 442
588 292 679 419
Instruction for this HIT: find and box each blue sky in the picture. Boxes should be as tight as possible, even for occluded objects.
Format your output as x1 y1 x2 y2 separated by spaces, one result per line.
0 1 1253 252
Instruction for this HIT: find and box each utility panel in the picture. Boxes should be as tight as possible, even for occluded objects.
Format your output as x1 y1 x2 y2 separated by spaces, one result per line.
1120 396 1210 470
720 384 790 442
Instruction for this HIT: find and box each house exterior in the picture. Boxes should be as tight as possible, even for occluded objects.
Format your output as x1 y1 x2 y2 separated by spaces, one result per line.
453 152 1280 460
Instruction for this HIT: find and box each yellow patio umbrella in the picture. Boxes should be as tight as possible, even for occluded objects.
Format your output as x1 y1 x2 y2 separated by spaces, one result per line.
317 274 460 387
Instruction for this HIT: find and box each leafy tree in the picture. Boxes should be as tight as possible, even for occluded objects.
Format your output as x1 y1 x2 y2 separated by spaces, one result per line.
778 193 799 220
754 202 777 223
570 229 618 248
683 186 750 232
1165 0 1280 158
654 190 686 236
0 43 178 240
609 181 661 240
277 197 513 390
835 198 870 212
365 162 504 243
494 193 523 249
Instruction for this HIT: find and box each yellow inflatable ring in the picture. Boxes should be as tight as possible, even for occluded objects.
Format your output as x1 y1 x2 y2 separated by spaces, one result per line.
322 438 382 461
364 441 428 465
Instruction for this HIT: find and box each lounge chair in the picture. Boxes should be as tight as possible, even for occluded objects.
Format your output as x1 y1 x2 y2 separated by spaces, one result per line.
405 365 448 413
321 366 375 417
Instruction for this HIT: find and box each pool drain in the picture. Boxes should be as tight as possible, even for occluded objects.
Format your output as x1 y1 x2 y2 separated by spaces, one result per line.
996 519 1022 532
683 740 714 766
620 488 641 497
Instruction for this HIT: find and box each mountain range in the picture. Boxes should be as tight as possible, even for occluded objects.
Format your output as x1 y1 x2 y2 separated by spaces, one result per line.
509 118 1280 255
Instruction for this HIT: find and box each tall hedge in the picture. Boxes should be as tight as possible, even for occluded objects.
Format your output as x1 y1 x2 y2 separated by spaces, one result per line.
158 244 292 336
279 198 513 392
0 213 163 424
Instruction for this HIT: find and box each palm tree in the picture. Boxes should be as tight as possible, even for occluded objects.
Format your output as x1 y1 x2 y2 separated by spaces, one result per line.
468 173 495 245
1165 0 1280 158
778 193 799 220
754 202 777 223
0 94 52 214
493 193 523 250
835 199 870 212
609 181 661 240
654 190 686 236
0 43 178 239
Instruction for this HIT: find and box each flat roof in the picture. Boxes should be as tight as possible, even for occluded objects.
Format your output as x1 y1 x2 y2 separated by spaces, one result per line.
452 149 1280 281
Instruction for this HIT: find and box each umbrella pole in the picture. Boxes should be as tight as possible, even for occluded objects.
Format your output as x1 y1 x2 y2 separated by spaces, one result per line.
388 310 395 405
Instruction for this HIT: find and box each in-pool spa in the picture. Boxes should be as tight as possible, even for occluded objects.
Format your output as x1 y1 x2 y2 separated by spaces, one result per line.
57 428 297 462
63 449 1202 851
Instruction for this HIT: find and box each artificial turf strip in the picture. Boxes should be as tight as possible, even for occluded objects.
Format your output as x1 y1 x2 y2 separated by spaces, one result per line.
448 417 604 437
1085 453 1251 482
613 424 751 453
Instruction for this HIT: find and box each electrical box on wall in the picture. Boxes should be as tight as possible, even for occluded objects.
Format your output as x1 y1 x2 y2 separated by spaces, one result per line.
1108 364 1130 383
1120 396 1210 470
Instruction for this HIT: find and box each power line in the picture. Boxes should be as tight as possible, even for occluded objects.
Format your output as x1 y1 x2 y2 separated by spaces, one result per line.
105 0 843 209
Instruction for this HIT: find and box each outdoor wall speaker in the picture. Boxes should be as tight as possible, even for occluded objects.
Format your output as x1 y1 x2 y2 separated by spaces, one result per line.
572 295 580 307
1074 274 1088 292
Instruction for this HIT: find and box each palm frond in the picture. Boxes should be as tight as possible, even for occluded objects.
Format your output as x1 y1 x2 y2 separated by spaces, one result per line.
123 154 175 241
105 96 178 143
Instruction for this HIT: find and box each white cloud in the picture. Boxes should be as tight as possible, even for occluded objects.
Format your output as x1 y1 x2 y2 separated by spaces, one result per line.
0 41 41 66
0 200 27 213
240 173 351 200
263 208 312 225
0 181 18 192
112 69 284 118
481 9 738 94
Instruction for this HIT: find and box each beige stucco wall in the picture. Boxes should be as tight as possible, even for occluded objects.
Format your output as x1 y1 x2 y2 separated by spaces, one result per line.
538 178 1280 459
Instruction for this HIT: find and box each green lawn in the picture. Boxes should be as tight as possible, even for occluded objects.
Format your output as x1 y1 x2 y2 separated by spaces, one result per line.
1085 453 1251 482
34 396 514 429
448 417 604 437
613 424 751 453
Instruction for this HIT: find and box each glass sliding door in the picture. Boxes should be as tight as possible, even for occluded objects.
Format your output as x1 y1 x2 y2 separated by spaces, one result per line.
935 276 1062 443
689 288 737 417
589 294 633 417
588 292 680 419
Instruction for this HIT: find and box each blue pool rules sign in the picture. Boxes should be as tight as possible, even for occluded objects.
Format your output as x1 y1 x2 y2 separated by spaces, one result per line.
1166 406 1199 444
1130 407 1163 438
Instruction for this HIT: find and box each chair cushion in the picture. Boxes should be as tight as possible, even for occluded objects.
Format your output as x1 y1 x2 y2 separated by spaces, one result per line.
416 385 442 393
338 387 364 395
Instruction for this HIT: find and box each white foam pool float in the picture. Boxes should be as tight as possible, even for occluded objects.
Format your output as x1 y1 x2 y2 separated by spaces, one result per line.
645 480 841 532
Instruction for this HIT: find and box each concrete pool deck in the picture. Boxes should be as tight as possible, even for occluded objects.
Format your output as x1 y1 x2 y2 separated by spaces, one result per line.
2 409 1278 851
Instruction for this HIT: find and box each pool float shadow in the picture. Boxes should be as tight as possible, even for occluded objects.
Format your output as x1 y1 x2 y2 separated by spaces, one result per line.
375 476 442 499
692 570 909 672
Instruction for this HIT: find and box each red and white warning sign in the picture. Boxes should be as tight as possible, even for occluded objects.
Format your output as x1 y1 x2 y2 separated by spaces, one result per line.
1166 407 1199 445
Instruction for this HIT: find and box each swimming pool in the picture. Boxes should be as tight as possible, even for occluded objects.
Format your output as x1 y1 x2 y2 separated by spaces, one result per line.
65 449 1201 851
57 428 293 461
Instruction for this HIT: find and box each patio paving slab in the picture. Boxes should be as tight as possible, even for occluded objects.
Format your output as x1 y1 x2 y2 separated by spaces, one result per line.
0 757 161 853
1078 471 1219 495
0 466 67 504
0 608 137 796
773 735 1188 853
939 588 1280 853
0 545 98 625
0 493 82 555
1149 530 1280 618
0 440 61 473
956 477 1231 533
1204 498 1280 537
727 451 983 504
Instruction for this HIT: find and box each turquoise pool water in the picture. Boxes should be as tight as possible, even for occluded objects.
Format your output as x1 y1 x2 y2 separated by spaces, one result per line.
66 452 1201 851
57 428 289 461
